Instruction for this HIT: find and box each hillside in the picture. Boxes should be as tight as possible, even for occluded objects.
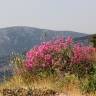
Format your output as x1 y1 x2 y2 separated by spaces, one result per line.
0 26 88 56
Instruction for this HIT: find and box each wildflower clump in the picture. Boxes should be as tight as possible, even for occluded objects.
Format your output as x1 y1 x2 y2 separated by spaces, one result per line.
25 37 96 77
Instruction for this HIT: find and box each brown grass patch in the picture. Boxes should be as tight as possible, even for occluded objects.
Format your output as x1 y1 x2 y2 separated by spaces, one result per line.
1 75 96 96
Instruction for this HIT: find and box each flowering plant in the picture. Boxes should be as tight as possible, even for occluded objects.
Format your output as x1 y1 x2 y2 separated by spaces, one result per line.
25 37 96 76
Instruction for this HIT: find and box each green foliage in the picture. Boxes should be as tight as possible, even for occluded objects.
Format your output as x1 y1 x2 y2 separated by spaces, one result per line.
91 34 96 47
80 62 96 93
28 68 57 79
52 47 73 73
70 61 94 78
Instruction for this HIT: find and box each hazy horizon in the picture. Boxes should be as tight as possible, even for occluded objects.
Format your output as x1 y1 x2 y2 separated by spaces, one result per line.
0 0 96 34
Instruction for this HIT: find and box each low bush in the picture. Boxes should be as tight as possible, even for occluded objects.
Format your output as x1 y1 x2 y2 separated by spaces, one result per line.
24 37 95 77
80 62 96 93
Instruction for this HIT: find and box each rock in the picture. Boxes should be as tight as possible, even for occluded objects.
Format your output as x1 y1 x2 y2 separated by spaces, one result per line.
56 93 68 96
3 89 15 96
14 88 28 96
2 88 58 96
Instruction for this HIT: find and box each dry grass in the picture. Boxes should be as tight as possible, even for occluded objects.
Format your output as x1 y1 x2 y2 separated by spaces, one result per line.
0 75 96 96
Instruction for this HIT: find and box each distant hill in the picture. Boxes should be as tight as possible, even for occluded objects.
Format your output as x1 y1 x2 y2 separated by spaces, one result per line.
0 26 88 56
74 35 92 45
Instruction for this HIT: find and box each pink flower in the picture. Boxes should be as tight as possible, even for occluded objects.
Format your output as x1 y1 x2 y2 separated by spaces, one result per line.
44 54 52 64
65 36 73 45
24 36 95 70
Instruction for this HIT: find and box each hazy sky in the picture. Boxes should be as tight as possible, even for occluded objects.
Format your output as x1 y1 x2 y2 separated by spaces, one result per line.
0 0 96 34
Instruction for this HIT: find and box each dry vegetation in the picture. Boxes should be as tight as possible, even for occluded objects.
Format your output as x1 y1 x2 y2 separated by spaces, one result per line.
0 74 96 96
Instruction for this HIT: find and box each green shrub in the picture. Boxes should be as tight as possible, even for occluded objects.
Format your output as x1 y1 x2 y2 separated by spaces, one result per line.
80 62 96 93
91 34 96 47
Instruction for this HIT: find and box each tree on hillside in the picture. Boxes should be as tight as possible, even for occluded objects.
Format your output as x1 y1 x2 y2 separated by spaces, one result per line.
91 34 96 47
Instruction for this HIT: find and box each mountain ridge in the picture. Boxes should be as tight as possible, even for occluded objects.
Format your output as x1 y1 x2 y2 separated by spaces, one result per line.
0 26 88 56
0 26 89 34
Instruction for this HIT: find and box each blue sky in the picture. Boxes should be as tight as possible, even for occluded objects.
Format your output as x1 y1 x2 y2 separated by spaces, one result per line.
0 0 96 34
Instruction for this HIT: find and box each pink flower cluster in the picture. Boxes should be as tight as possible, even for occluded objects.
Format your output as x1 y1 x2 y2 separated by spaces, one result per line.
25 37 95 70
71 43 95 64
